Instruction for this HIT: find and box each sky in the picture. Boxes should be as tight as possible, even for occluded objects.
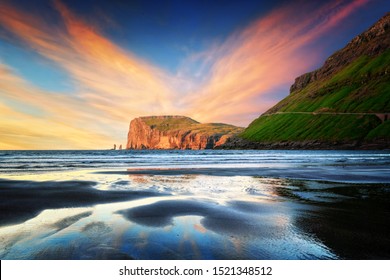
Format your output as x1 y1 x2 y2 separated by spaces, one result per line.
0 0 389 149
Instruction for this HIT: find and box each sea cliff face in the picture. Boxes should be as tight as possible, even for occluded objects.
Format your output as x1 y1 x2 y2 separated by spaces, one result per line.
126 116 242 150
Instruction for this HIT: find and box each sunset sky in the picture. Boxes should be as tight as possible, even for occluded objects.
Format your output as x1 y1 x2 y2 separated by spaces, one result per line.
1 0 389 149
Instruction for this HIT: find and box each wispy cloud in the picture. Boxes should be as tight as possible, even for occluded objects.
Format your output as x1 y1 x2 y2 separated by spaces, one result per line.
181 0 369 124
0 0 369 149
0 0 178 149
0 0 177 116
0 64 114 149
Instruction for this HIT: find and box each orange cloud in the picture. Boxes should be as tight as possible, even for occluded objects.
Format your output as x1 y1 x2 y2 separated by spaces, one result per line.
52 0 176 114
0 1 178 149
0 1 176 115
183 0 369 125
0 64 115 149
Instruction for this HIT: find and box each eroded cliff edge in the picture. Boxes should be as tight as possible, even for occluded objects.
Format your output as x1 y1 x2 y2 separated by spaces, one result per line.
126 116 243 150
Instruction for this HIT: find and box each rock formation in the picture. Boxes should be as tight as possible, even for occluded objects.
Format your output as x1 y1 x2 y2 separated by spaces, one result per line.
126 116 243 150
289 12 390 95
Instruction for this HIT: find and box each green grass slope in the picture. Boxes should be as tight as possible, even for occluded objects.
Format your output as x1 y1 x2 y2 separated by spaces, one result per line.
143 116 199 132
241 33 390 147
268 50 390 114
242 114 381 142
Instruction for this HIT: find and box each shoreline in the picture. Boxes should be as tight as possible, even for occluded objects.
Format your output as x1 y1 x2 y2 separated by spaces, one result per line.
96 165 390 184
1 146 390 151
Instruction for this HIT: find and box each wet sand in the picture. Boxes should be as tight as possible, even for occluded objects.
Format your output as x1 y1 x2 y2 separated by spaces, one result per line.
289 182 390 259
1 149 389 259
97 165 390 183
1 172 389 259
118 199 288 237
0 178 165 226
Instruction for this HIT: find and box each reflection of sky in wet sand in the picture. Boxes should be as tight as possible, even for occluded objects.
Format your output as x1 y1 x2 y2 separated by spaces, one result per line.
0 171 339 259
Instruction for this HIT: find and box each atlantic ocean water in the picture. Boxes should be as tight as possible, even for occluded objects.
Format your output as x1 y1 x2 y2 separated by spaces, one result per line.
0 150 389 259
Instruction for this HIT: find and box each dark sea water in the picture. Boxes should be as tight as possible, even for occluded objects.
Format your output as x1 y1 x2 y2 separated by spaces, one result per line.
0 150 389 259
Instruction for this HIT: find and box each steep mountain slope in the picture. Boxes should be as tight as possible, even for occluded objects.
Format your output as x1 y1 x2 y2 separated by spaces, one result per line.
238 13 390 149
126 116 243 149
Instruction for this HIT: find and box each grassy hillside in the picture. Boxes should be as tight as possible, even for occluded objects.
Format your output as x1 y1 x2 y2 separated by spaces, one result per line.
143 116 199 132
268 50 390 114
241 48 390 146
189 123 243 135
242 114 381 142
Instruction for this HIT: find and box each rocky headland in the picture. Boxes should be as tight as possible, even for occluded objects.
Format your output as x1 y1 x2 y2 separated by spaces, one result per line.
126 116 243 150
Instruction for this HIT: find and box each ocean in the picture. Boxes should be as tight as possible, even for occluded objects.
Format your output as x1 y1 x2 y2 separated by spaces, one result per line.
0 150 389 259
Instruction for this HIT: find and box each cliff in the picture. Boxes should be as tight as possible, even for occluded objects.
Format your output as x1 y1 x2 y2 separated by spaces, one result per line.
126 116 243 150
229 13 390 149
288 12 390 95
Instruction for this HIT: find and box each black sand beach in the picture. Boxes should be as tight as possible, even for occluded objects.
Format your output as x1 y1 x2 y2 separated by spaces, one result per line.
0 179 164 226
